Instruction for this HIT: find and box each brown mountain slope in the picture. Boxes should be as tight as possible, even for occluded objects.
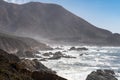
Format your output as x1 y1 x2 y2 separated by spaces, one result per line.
0 0 120 46
0 31 52 53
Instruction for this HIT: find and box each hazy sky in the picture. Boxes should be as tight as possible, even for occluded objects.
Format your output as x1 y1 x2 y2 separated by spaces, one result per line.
4 0 120 33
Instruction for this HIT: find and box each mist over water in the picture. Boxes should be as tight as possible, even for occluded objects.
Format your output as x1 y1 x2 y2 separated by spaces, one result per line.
37 46 120 80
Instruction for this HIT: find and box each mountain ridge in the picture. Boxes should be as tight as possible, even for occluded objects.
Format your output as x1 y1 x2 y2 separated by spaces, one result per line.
0 0 120 46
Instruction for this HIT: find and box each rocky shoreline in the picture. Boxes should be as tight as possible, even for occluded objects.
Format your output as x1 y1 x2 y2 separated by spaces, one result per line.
0 48 118 80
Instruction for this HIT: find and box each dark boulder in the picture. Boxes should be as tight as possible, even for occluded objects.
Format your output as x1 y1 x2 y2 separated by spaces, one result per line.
86 69 118 80
69 47 76 51
48 52 63 60
77 47 88 51
48 51 76 60
43 52 53 56
63 55 76 58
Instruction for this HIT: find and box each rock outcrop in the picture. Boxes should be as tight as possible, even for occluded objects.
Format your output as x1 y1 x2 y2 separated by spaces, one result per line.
44 51 76 60
0 49 67 80
18 59 55 73
69 47 88 51
86 69 118 80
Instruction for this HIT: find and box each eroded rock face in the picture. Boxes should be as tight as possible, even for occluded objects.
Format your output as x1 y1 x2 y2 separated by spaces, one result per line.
86 69 118 80
0 49 66 80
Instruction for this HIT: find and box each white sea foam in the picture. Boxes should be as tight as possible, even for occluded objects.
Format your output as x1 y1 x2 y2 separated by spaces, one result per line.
39 46 120 80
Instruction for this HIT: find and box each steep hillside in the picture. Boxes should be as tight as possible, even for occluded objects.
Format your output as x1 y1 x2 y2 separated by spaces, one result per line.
0 0 120 46
0 31 51 53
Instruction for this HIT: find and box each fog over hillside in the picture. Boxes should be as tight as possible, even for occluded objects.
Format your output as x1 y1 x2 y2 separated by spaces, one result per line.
0 0 120 46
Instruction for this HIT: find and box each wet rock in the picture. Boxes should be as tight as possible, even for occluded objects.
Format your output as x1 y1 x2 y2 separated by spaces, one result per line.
63 55 76 58
54 47 63 50
86 69 118 80
77 47 88 50
48 52 63 60
48 55 61 60
43 52 53 56
40 58 47 61
69 47 76 50
69 47 88 51
48 51 76 60
79 53 89 56
54 52 63 57
80 53 84 56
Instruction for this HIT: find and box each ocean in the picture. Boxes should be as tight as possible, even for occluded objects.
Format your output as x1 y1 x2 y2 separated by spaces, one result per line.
37 46 120 80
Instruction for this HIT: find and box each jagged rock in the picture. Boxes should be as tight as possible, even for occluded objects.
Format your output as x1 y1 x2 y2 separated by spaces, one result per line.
0 49 66 80
54 52 63 57
48 52 63 60
43 52 53 56
86 69 118 80
63 55 76 58
48 51 76 60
